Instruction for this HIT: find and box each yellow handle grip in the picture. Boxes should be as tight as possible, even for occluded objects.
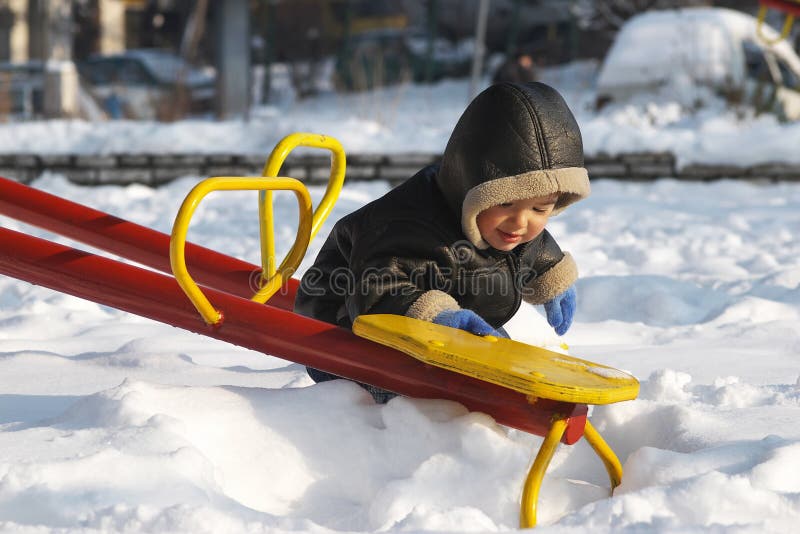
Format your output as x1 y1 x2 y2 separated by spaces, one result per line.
259 132 346 278
171 176 313 325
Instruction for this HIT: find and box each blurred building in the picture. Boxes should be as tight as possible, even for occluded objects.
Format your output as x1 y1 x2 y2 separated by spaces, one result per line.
0 0 124 62
0 0 788 121
0 1 787 70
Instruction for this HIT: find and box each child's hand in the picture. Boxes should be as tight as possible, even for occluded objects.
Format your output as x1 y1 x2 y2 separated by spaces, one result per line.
544 286 576 336
433 309 498 336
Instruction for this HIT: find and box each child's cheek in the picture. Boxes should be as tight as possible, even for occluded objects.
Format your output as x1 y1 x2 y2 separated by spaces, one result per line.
528 218 549 239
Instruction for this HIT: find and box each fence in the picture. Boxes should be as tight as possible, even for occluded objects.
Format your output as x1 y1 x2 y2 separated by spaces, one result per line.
1 152 799 186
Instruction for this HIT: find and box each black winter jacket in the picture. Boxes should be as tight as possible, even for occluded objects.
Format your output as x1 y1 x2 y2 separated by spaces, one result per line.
295 82 591 330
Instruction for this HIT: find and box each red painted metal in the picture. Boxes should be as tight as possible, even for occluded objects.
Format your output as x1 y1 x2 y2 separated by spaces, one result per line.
761 0 800 17
0 176 298 310
0 226 587 443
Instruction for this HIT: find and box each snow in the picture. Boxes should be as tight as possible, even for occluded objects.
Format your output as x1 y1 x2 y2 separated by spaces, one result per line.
2 12 800 528
1 171 799 532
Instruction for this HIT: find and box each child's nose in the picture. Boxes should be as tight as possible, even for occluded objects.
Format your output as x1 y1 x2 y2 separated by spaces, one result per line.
510 211 527 226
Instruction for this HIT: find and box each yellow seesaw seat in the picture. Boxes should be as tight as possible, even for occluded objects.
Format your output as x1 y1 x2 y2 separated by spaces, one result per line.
354 314 639 404
353 314 640 528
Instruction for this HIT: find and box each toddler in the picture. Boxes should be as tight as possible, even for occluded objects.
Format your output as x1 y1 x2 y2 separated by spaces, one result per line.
295 82 591 401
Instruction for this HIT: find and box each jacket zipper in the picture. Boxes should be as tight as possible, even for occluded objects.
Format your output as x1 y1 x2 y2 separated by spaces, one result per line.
502 253 523 324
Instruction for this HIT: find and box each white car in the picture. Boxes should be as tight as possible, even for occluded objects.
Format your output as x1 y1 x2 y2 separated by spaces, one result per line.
595 7 800 121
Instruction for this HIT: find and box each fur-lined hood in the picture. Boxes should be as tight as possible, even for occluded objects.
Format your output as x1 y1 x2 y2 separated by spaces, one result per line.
436 82 591 249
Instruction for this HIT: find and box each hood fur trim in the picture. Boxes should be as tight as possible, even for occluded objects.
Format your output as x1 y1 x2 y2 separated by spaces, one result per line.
462 167 590 249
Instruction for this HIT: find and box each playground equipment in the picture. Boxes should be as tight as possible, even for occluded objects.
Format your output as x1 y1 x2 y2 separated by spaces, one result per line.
0 133 639 528
757 0 800 44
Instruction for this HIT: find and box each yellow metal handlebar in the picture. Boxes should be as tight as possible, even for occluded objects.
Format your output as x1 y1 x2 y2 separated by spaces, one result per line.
259 132 346 279
170 176 313 325
171 132 346 325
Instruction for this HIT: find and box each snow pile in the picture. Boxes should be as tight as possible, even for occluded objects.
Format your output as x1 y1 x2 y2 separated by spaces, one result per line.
595 8 800 96
595 10 745 91
1 175 799 532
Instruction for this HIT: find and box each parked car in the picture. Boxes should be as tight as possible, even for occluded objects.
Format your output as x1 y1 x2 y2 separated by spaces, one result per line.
78 49 215 120
595 7 800 121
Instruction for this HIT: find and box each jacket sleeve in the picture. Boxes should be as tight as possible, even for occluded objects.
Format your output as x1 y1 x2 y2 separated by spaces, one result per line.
345 219 461 323
294 231 354 327
520 229 578 305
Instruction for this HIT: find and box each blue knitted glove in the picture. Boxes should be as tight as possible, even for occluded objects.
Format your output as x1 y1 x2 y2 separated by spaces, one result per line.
433 309 498 336
544 286 576 336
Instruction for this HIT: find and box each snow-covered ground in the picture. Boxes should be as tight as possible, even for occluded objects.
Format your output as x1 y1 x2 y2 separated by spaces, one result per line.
2 61 800 169
2 28 800 530
1 172 799 532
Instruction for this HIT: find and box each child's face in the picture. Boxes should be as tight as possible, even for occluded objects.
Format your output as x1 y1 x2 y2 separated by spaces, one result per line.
476 194 559 251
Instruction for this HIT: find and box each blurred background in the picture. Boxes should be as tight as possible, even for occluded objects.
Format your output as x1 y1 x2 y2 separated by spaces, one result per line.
1 0 796 123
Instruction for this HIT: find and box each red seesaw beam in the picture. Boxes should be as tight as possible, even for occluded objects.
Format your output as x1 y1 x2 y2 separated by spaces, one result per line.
0 226 587 443
0 175 298 310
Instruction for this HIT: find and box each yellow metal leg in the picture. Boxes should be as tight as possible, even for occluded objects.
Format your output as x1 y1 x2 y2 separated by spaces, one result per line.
519 416 568 528
519 419 623 528
583 419 623 490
